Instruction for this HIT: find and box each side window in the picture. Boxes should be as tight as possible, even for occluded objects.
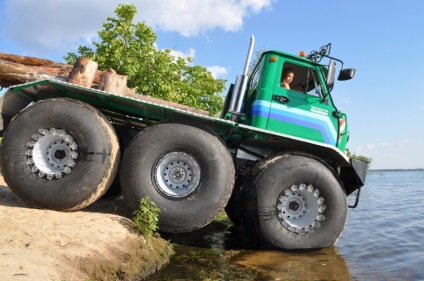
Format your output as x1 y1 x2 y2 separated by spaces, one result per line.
249 59 263 90
280 63 324 98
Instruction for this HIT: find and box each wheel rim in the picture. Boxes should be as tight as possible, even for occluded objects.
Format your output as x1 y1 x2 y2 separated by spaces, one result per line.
26 128 79 180
154 151 201 198
276 183 326 234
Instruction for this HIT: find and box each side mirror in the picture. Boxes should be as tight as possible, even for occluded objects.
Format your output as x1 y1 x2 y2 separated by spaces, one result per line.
338 68 355 81
326 59 336 91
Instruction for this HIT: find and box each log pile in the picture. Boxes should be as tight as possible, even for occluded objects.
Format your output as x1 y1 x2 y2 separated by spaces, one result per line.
0 52 128 95
0 52 74 88
0 52 209 115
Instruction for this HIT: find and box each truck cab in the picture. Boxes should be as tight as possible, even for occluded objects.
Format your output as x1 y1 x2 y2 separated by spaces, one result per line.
225 41 354 153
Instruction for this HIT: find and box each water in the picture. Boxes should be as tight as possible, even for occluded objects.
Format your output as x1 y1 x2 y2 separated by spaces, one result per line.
147 170 424 281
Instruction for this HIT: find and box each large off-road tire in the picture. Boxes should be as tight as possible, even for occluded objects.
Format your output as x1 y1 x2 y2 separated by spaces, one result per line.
101 126 139 199
101 172 122 199
225 167 251 226
120 122 235 233
0 98 120 211
100 126 134 199
225 178 243 226
241 154 347 250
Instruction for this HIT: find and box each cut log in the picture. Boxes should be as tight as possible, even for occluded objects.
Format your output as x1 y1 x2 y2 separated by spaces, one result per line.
0 52 111 87
0 52 63 67
98 68 127 96
67 57 98 88
0 59 73 87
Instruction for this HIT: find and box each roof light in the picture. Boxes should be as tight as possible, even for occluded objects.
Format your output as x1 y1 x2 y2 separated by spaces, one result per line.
270 56 277 62
299 51 306 57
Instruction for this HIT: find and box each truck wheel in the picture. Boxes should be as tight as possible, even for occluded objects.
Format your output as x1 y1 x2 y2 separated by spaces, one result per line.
101 126 137 199
241 154 347 250
101 172 122 199
0 98 120 211
120 122 235 233
225 179 243 226
225 167 251 226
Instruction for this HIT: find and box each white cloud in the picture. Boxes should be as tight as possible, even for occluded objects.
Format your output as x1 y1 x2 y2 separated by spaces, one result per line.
357 139 413 152
169 48 196 60
207 65 228 78
165 48 228 79
353 139 421 169
138 0 274 37
0 0 274 55
362 142 389 150
1 0 114 55
166 48 228 78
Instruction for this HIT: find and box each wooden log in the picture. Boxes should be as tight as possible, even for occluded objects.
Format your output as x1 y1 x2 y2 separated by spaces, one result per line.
98 68 127 96
0 52 108 87
67 57 98 88
0 59 73 87
0 52 62 67
116 75 127 96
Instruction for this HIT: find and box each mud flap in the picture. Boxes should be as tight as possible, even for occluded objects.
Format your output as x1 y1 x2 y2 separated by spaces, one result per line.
340 158 369 195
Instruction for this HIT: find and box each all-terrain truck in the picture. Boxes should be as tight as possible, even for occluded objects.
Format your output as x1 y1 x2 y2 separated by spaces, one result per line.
0 36 368 250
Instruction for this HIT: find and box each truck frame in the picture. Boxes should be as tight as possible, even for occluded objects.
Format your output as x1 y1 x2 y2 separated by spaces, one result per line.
0 36 367 250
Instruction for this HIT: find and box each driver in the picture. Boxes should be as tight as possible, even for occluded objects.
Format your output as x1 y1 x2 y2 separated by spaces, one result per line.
281 68 294 89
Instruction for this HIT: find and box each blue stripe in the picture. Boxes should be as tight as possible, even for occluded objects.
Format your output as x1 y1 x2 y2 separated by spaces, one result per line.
251 100 337 144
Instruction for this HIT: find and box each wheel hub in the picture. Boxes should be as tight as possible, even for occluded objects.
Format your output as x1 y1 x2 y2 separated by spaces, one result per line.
276 183 326 234
170 167 186 182
289 201 300 211
26 128 79 180
154 152 201 198
54 149 66 160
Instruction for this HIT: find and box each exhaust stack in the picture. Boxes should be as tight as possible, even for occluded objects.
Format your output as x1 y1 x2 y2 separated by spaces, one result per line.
228 35 255 118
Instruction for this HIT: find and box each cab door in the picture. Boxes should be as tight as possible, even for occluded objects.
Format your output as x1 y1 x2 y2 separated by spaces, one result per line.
266 61 339 146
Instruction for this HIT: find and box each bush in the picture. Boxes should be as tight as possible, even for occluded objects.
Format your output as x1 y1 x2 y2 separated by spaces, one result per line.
132 197 160 237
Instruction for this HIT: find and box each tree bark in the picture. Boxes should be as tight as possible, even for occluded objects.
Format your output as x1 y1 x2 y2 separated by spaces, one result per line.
98 68 127 96
67 57 98 88
0 52 64 67
0 57 73 88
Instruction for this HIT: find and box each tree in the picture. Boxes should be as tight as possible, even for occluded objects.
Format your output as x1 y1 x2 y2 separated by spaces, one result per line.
248 48 266 75
345 148 372 164
64 4 225 115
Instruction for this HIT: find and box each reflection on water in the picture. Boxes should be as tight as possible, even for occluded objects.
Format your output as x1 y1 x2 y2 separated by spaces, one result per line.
147 215 350 280
147 170 424 281
236 248 349 280
147 219 258 280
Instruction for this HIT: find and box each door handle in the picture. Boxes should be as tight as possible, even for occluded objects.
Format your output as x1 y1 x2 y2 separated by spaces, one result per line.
272 95 289 104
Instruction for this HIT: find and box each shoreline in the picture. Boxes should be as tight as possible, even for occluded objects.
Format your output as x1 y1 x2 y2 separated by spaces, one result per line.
0 177 173 280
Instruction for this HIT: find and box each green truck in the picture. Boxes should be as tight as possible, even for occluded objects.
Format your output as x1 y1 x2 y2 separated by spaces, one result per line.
0 36 367 250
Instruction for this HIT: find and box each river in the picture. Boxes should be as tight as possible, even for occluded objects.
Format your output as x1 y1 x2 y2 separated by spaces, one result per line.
146 169 424 281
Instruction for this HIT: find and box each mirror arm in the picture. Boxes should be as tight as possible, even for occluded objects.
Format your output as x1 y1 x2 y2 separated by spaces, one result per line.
322 54 345 70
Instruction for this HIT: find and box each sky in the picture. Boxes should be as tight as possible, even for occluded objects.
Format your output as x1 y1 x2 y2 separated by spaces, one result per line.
0 0 423 170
